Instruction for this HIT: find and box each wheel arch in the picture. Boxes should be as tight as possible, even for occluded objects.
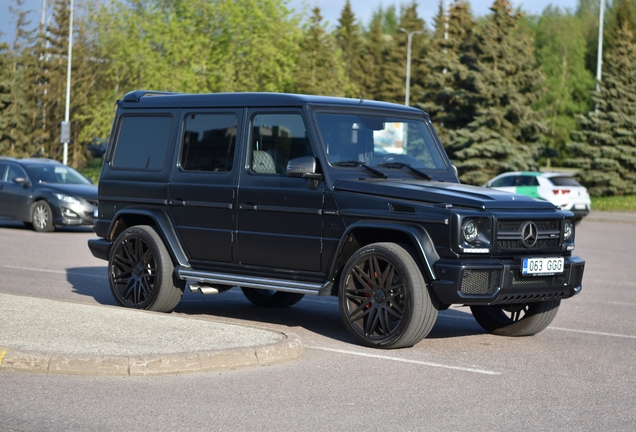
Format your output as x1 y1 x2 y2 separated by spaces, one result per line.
107 208 190 268
327 221 439 295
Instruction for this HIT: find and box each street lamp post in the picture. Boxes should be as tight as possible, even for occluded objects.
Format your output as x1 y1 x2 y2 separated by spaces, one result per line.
596 0 605 94
62 0 74 165
399 27 422 106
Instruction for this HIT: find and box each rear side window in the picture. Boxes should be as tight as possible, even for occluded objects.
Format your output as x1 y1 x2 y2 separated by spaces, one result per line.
112 115 172 170
181 113 238 172
516 176 539 186
491 176 515 187
548 176 581 187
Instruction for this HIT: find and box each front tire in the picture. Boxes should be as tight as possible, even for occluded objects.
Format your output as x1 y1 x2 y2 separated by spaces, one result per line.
31 201 55 232
241 288 304 307
338 242 438 349
108 225 182 312
470 300 560 336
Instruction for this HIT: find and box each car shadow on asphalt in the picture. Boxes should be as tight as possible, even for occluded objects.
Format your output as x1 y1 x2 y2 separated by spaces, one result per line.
67 266 117 306
174 289 484 343
0 220 94 233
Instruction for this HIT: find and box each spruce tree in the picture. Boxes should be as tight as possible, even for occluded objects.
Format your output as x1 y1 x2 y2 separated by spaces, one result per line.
377 2 428 105
0 41 13 156
419 1 476 149
335 0 365 98
293 7 345 96
565 24 636 196
605 0 636 54
359 16 385 100
447 0 546 186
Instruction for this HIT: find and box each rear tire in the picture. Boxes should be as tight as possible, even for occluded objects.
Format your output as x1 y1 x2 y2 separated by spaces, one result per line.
338 242 438 349
241 288 304 307
470 300 560 336
108 225 182 312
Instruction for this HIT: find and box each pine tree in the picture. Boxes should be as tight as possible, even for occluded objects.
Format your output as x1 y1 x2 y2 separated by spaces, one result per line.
419 1 476 149
604 0 636 54
565 24 636 196
335 0 365 98
533 6 595 167
293 7 345 96
448 0 546 186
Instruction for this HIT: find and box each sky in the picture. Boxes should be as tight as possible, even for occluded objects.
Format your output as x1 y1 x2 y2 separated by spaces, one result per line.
1 0 581 45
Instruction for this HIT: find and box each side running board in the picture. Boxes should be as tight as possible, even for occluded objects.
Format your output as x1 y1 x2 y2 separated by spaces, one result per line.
175 266 333 296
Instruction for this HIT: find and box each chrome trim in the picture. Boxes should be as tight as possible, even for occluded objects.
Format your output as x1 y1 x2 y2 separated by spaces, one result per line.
176 266 331 296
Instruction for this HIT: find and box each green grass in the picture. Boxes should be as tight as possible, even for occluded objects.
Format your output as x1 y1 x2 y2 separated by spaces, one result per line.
591 195 636 212
82 157 103 184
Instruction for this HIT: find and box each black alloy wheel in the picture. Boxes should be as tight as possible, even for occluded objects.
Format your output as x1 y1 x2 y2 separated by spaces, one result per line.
470 300 561 336
339 242 438 349
108 225 182 312
241 287 305 307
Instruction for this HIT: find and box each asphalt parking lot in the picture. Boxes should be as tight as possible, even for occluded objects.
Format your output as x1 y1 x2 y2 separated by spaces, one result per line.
0 213 635 431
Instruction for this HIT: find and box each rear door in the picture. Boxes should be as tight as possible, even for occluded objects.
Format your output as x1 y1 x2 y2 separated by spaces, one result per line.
235 109 324 272
168 109 242 264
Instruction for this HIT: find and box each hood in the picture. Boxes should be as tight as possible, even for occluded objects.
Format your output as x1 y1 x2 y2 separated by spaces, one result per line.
333 179 557 211
36 183 98 200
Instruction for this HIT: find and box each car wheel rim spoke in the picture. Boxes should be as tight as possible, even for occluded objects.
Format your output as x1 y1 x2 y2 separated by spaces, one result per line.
345 253 406 340
111 234 157 307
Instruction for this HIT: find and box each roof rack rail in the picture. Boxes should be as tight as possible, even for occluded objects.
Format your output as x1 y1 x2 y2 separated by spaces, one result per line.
122 90 182 102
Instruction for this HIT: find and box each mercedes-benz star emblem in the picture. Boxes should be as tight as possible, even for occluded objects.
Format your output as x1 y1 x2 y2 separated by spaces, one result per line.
521 221 538 248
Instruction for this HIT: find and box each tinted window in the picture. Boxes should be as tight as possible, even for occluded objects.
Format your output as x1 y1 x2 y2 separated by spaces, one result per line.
548 176 582 187
112 115 172 170
491 176 515 187
250 114 313 175
516 176 539 186
181 113 237 172
6 164 27 182
0 163 7 181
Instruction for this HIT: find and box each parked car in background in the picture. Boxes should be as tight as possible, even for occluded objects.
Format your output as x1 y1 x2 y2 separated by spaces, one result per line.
484 171 591 223
0 157 98 232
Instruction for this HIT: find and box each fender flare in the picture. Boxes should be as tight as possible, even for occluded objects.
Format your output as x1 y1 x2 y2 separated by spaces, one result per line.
107 207 190 268
327 220 440 283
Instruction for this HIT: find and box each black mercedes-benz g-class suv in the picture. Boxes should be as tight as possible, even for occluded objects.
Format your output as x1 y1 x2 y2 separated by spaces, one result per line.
88 91 585 349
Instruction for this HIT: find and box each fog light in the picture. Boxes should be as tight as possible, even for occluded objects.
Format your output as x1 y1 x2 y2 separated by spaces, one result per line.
63 208 79 218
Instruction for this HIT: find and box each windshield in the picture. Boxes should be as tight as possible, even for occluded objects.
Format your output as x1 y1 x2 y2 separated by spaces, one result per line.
24 164 91 185
316 113 448 170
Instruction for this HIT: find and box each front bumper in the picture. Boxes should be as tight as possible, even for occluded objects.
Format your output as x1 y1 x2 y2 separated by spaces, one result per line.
431 255 585 305
88 238 111 261
53 202 96 226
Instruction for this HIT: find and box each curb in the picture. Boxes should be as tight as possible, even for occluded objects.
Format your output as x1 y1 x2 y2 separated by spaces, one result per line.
0 333 304 376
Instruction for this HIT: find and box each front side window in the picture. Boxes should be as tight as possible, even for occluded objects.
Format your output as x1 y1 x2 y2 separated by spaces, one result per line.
112 115 172 170
249 113 313 175
491 176 516 188
181 113 237 172
316 113 448 170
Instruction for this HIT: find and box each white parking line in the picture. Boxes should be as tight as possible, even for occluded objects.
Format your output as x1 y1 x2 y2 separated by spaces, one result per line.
306 345 501 375
2 265 107 279
547 327 636 340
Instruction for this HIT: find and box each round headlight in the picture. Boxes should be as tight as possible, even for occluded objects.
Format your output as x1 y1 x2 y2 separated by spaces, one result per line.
462 219 479 243
563 219 573 241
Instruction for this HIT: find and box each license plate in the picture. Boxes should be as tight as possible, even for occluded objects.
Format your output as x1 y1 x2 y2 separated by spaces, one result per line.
522 257 564 276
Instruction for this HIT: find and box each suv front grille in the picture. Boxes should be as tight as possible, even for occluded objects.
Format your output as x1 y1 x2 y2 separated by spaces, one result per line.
496 219 561 251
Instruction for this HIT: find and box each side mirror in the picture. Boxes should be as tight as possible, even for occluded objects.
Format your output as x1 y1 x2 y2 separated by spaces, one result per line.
13 177 30 188
287 156 322 189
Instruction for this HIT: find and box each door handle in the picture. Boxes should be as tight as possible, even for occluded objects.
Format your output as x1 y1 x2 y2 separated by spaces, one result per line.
239 203 257 210
169 199 186 206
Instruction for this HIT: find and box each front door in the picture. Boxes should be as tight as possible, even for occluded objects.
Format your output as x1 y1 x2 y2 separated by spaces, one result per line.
236 110 323 272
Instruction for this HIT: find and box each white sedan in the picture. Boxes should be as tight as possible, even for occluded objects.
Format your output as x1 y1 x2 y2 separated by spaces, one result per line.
484 171 591 223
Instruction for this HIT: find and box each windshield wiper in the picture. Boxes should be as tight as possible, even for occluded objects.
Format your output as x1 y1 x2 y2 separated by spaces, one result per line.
378 162 432 180
332 161 388 179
